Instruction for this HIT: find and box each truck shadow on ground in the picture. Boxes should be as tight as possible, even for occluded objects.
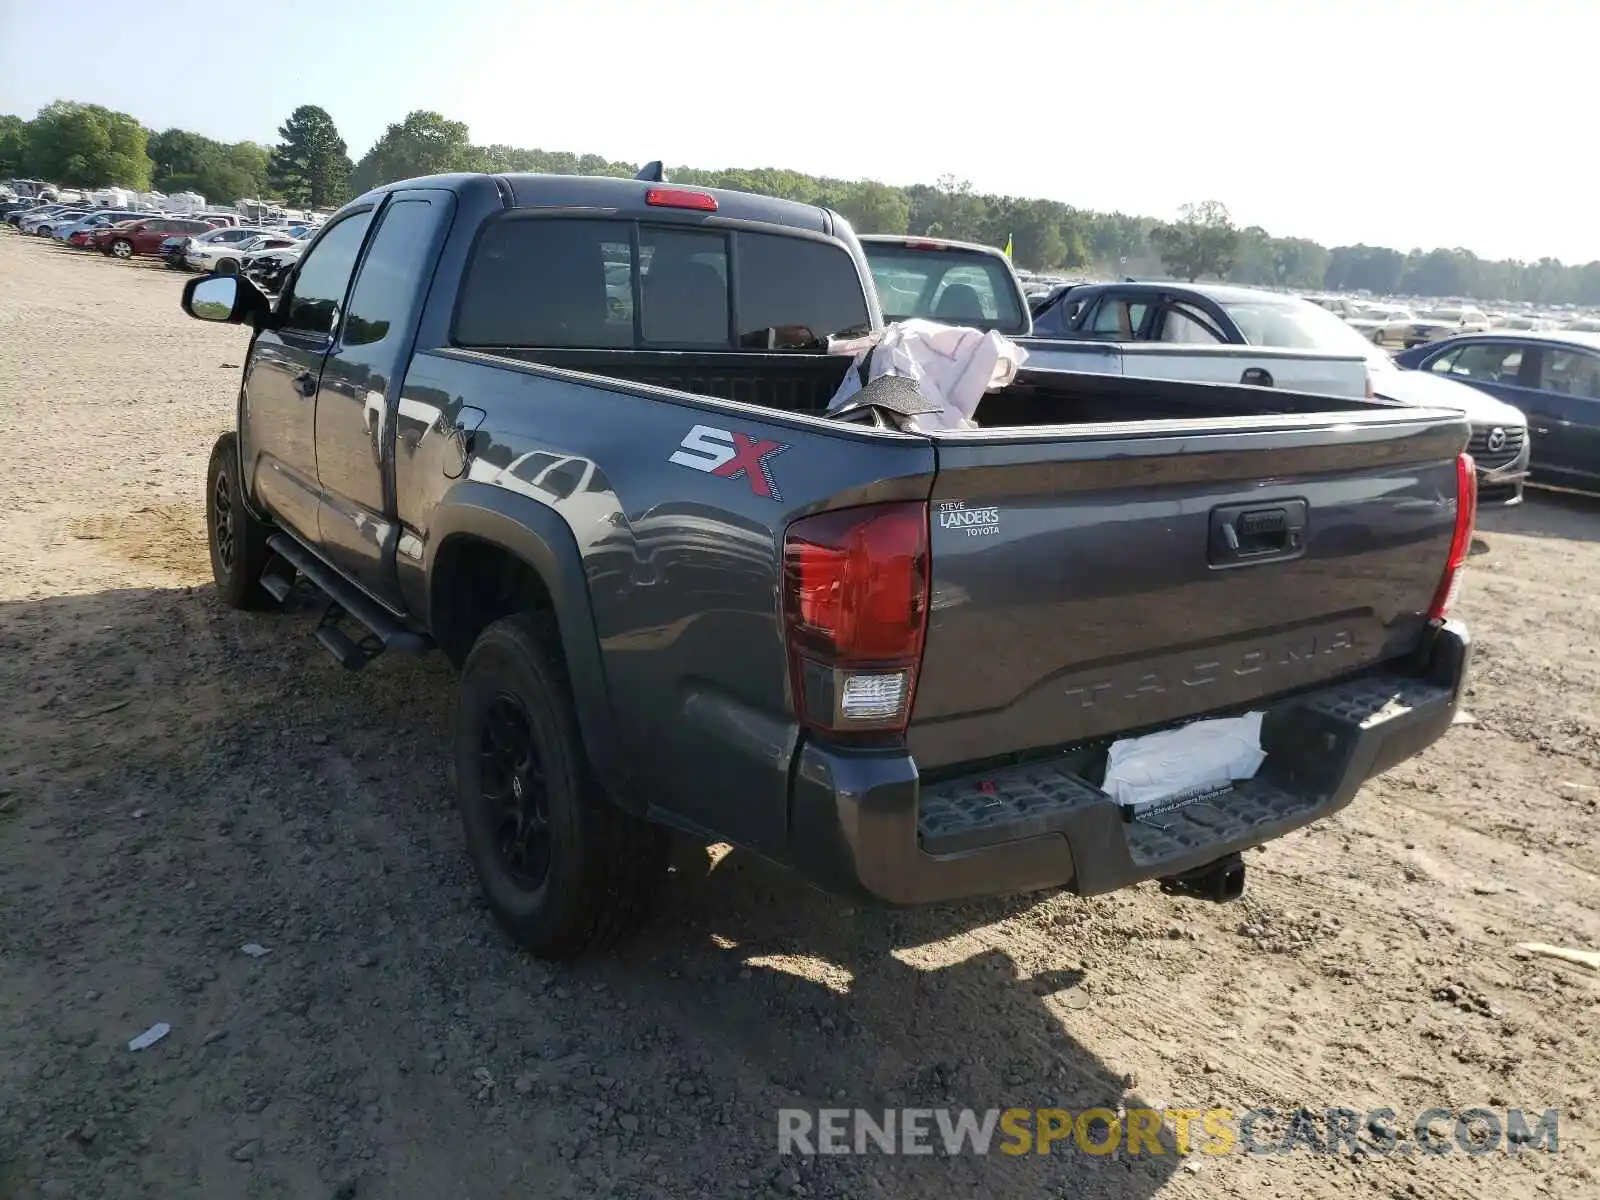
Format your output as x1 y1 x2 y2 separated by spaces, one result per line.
0 582 1180 1200
625 851 1185 1194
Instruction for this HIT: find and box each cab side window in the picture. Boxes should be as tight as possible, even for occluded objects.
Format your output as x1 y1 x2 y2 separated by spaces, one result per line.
1539 349 1600 400
1157 302 1225 343
1087 296 1148 339
1431 343 1523 383
281 212 374 337
1030 295 1064 335
340 199 437 348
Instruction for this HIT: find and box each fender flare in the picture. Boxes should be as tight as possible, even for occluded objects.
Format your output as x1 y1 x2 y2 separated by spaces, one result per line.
425 481 631 807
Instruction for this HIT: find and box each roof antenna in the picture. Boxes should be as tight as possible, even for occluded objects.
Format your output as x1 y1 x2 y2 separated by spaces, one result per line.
635 161 666 183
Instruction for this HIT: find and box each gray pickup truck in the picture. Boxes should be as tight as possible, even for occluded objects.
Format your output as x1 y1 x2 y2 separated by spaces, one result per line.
182 170 1477 958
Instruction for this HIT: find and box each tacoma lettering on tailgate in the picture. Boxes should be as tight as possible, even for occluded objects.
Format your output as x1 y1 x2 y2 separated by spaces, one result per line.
1065 628 1358 708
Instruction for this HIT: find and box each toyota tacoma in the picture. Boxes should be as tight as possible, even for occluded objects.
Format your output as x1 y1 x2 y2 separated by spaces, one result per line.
181 169 1478 958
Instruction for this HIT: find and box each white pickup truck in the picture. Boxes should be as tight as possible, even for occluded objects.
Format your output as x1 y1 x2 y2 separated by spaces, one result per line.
857 235 1373 399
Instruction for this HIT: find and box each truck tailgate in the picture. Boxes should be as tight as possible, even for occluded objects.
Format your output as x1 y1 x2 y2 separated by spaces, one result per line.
910 408 1470 771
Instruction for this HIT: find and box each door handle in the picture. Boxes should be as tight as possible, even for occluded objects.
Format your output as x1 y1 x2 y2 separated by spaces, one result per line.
293 372 316 397
1240 367 1274 387
1209 500 1307 566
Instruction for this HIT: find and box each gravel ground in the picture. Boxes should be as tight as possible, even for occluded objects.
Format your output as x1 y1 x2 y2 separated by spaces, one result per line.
1 232 1597 1200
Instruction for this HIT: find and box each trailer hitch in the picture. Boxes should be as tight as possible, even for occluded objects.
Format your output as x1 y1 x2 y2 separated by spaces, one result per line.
1158 852 1246 903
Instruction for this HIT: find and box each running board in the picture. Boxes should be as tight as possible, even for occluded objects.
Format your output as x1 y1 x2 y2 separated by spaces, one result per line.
265 534 431 669
258 552 297 604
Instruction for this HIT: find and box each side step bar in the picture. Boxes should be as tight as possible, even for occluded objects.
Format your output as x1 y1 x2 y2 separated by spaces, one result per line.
265 534 431 670
258 552 297 604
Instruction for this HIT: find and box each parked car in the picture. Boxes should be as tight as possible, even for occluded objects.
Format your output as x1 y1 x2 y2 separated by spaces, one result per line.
92 216 219 259
186 232 300 274
6 202 59 226
6 202 72 229
1024 278 1374 397
178 170 1475 958
1029 281 1529 504
1400 307 1491 348
243 242 304 293
52 210 149 244
24 208 86 236
1395 331 1600 494
862 239 1372 398
1345 304 1416 346
1302 295 1364 318
163 225 280 270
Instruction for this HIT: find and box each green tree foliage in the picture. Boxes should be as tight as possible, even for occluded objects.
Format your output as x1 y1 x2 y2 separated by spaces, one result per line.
1149 200 1239 281
831 181 909 235
147 129 271 202
0 114 27 176
349 111 476 193
1324 244 1405 294
11 99 1600 304
17 101 151 189
1229 227 1329 290
268 105 351 208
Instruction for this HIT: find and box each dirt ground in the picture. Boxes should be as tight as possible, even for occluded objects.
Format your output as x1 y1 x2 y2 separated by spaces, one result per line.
1 232 1597 1200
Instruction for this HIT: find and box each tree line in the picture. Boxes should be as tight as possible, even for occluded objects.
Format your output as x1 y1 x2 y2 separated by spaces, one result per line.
5 99 1598 306
0 101 350 212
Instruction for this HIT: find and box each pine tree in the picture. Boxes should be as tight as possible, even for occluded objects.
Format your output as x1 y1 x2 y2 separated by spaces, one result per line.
267 105 351 208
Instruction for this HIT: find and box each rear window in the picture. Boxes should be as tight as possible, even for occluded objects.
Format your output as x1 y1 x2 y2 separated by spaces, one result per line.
454 216 869 351
1217 296 1380 357
861 244 1026 332
736 232 870 348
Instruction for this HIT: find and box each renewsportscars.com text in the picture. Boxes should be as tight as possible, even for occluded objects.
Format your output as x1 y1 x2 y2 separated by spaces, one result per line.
778 1106 1560 1157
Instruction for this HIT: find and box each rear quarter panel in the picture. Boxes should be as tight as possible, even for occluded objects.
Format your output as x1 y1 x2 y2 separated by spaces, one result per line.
394 349 936 851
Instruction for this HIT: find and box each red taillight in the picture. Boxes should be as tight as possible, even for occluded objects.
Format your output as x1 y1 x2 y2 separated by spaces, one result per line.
1427 452 1477 621
782 502 929 734
645 187 717 212
904 240 945 250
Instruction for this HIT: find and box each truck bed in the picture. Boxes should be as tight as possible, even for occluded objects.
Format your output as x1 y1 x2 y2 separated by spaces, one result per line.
472 347 1376 427
459 342 1468 781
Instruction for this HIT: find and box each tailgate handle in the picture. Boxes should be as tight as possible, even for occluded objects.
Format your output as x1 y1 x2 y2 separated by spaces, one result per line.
1210 500 1307 566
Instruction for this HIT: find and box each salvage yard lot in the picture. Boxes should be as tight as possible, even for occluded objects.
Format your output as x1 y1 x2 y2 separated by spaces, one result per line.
1 231 1597 1200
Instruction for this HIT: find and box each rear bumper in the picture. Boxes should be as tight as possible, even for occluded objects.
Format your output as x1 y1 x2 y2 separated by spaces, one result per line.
789 622 1470 905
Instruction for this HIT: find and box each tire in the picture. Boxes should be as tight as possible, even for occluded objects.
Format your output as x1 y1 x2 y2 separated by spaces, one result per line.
215 258 239 276
455 613 669 959
205 432 271 609
110 238 134 259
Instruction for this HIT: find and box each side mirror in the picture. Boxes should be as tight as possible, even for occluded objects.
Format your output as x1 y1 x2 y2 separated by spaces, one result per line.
181 272 271 326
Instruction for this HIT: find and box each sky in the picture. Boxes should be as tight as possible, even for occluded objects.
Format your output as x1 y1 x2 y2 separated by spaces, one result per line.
1 0 1590 263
